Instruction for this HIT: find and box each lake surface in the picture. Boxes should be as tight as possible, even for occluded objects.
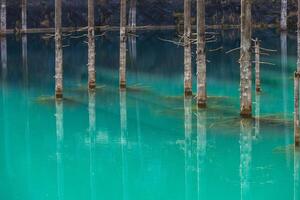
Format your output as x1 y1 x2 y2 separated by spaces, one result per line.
0 29 300 200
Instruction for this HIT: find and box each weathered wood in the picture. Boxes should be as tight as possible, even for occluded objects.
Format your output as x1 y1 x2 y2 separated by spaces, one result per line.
240 0 252 117
55 0 63 99
295 72 300 147
197 0 206 107
254 38 261 92
119 0 127 88
21 0 27 32
280 0 287 31
88 0 96 90
298 0 300 72
184 0 192 96
0 0 6 34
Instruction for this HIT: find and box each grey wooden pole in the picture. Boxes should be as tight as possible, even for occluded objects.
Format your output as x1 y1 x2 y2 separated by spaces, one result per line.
280 0 287 31
55 0 63 99
88 0 96 90
240 0 252 117
119 0 127 89
184 0 192 96
197 0 207 108
0 0 6 35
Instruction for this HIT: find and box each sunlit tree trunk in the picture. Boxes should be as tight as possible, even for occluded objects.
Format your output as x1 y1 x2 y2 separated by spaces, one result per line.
21 0 27 32
240 0 252 117
254 38 260 92
55 0 63 99
197 0 206 107
184 0 192 96
281 0 287 31
119 0 127 88
88 0 96 90
0 0 6 34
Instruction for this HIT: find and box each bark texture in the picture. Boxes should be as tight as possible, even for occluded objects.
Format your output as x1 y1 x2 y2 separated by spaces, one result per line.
281 0 287 31
88 0 96 90
240 0 252 117
197 0 206 107
254 38 261 92
0 0 6 34
119 0 127 88
55 0 63 99
184 0 192 96
21 0 27 31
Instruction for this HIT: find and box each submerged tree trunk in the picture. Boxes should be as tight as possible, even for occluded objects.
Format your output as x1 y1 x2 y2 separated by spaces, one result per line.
21 0 27 32
88 0 96 90
55 0 63 99
197 0 206 107
254 38 261 92
281 0 287 31
0 0 6 34
129 0 136 29
240 0 252 117
184 0 192 96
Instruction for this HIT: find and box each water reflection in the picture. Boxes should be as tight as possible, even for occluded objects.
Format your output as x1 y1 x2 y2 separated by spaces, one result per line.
196 108 207 199
295 150 300 200
184 97 197 200
120 90 128 200
128 36 137 61
254 94 260 140
55 101 64 200
240 119 252 200
88 91 96 200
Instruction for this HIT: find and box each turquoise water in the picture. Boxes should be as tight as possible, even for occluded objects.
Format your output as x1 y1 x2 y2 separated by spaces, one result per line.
0 29 300 200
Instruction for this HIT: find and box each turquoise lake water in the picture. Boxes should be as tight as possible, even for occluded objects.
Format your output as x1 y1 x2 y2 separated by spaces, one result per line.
0 29 300 200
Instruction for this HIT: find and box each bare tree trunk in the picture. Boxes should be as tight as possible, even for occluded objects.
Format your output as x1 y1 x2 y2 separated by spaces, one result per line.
88 0 96 90
240 0 252 117
21 0 27 32
298 0 300 72
55 0 63 99
295 72 300 147
281 0 287 31
0 0 6 35
197 0 206 107
254 38 261 92
184 0 192 96
119 0 127 89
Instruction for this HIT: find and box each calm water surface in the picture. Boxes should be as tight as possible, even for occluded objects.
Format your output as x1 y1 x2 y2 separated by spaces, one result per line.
0 29 300 200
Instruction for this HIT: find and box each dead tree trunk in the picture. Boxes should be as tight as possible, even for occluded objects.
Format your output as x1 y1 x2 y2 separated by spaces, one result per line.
21 0 27 32
129 0 136 29
55 0 63 99
88 0 96 90
240 0 252 117
0 0 6 35
281 0 287 31
254 38 261 92
184 0 192 96
197 0 206 107
119 0 127 89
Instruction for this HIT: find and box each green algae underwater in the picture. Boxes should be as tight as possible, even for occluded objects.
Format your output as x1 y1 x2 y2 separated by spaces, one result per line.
0 29 300 200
